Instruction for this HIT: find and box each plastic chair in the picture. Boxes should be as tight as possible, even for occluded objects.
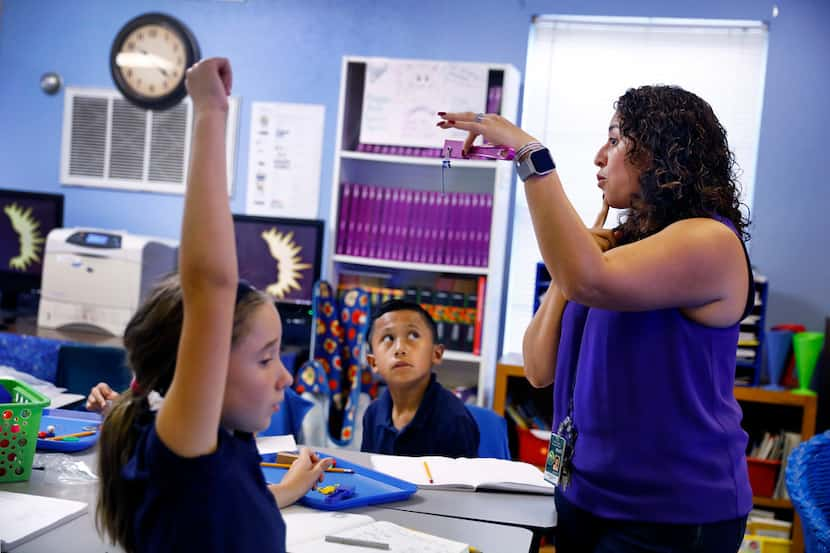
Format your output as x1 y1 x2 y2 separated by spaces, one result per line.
466 404 511 459
785 430 830 552
260 387 314 440
55 343 132 400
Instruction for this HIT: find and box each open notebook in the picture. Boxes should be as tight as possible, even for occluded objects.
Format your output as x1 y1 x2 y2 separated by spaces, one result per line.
0 491 88 552
370 455 555 495
283 506 469 553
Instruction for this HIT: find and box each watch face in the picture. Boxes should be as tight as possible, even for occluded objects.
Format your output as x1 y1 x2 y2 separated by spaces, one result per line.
530 148 556 173
110 13 200 110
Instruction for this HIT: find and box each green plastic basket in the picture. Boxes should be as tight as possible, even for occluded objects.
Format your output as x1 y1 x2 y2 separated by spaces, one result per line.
0 378 50 482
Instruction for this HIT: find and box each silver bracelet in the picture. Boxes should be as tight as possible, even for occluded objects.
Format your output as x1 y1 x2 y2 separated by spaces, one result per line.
515 141 545 161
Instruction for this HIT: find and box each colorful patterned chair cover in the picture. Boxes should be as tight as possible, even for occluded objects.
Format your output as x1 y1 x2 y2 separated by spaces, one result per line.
294 282 376 447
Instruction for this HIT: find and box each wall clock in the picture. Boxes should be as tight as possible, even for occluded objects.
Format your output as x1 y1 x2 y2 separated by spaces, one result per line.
110 13 200 110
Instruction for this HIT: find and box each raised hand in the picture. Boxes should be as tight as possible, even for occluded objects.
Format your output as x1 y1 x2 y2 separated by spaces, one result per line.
436 111 538 154
185 57 232 114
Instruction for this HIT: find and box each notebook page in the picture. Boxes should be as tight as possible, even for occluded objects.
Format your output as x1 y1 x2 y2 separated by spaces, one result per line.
0 491 87 551
369 455 477 488
283 505 375 548
289 520 468 553
255 434 297 455
461 458 554 493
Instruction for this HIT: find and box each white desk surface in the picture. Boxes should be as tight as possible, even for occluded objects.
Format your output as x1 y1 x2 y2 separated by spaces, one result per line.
319 447 558 531
1 448 536 553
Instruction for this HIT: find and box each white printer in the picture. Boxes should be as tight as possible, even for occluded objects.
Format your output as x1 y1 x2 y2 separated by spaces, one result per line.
37 228 178 336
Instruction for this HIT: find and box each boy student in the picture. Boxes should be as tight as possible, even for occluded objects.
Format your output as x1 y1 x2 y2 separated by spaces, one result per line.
361 299 479 458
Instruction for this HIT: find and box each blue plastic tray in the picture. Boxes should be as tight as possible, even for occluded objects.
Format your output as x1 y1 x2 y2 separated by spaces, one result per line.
36 408 102 452
261 453 417 511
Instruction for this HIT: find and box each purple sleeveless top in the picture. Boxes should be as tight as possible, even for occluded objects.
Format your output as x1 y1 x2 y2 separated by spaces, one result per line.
553 218 753 523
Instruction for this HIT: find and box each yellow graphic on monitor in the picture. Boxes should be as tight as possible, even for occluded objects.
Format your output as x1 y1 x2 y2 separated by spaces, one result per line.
261 227 311 299
3 203 45 271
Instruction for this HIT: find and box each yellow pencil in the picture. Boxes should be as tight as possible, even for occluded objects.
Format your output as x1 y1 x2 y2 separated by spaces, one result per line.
45 430 97 441
423 461 434 484
259 462 353 474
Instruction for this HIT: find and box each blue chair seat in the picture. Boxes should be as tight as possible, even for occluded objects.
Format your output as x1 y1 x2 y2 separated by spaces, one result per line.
466 404 510 460
786 430 830 552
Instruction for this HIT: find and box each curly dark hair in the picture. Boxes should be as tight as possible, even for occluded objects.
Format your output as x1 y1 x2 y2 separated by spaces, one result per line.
613 85 750 243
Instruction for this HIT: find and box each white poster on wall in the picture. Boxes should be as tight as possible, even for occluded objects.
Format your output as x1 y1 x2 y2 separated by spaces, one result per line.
246 102 325 218
360 60 488 148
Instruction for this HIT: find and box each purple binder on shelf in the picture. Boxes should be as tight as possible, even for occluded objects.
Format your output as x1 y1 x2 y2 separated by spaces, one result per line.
336 182 352 255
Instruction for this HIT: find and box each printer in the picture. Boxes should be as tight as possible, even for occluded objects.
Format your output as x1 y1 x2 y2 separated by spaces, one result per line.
37 228 178 336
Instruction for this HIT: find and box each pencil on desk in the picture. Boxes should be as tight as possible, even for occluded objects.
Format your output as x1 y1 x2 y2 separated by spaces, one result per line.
325 535 390 550
423 461 434 484
45 430 97 441
259 462 353 473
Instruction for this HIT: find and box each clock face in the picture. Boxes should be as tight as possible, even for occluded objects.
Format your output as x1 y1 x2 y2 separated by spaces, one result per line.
115 25 187 99
110 13 200 110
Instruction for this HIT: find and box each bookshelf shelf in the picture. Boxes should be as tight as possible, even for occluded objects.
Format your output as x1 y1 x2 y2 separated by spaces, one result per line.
328 56 520 406
333 254 489 276
443 351 482 363
340 150 499 169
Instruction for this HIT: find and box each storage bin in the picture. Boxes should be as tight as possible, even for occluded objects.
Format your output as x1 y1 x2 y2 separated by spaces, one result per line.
0 378 50 482
517 426 549 466
747 457 781 497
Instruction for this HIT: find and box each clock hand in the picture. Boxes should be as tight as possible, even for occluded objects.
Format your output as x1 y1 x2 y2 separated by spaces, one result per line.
115 51 175 73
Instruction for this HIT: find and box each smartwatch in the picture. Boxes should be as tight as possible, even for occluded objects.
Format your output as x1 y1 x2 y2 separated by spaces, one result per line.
516 147 556 182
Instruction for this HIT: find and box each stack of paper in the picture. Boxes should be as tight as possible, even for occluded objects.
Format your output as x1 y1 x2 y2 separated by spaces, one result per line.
0 491 87 551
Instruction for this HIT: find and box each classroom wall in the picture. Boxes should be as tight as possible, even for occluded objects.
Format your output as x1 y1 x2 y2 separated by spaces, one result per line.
0 0 827 331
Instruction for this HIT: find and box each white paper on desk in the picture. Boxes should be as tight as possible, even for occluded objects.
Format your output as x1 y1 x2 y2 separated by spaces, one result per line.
255 434 297 455
370 454 555 495
284 506 468 553
283 505 374 549
245 101 324 218
0 491 87 551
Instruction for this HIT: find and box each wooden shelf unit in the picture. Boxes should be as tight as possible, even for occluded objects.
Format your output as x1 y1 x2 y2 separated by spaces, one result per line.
494 356 818 553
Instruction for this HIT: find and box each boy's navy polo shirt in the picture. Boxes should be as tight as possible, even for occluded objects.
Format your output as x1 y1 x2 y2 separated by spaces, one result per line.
122 419 285 553
361 373 479 458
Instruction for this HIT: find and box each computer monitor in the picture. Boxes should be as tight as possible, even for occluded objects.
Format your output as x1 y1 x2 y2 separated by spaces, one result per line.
0 189 64 314
233 214 324 354
232 214 324 305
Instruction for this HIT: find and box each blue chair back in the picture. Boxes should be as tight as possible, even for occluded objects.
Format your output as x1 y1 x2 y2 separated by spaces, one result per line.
786 430 830 552
466 404 510 459
260 388 314 439
55 343 131 400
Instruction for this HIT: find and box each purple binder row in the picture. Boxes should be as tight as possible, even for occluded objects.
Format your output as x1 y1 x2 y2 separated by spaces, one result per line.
336 182 493 267
356 143 444 157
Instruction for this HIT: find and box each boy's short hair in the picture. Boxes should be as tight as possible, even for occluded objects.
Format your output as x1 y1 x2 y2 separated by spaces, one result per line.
367 299 438 351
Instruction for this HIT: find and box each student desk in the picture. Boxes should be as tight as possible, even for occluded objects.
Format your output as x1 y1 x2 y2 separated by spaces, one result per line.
319 447 557 550
0 448 534 553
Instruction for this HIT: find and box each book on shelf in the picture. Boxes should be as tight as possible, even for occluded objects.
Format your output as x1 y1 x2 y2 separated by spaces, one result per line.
773 432 802 500
283 505 470 553
370 454 555 495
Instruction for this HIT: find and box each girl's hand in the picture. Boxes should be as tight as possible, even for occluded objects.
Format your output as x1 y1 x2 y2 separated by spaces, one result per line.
588 198 620 252
436 112 538 154
85 382 120 414
268 447 334 508
185 57 232 114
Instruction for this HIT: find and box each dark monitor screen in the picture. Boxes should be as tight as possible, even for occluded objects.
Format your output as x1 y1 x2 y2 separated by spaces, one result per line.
0 189 64 312
232 214 324 306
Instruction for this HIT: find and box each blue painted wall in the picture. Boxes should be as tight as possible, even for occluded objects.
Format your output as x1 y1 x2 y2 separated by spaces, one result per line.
0 0 827 330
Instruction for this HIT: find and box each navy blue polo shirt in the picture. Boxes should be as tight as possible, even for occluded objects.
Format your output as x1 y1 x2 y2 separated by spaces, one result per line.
122 419 285 553
361 373 479 458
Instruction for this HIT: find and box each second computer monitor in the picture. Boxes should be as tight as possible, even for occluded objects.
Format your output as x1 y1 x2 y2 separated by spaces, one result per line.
232 214 323 305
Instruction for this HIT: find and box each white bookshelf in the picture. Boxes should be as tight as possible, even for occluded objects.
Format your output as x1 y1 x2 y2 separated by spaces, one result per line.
326 55 521 406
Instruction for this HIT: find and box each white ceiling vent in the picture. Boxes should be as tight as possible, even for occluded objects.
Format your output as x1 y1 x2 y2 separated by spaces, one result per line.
61 87 238 195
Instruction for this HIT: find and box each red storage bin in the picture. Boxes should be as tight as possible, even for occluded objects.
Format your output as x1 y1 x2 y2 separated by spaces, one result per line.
746 457 781 497
517 426 549 466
